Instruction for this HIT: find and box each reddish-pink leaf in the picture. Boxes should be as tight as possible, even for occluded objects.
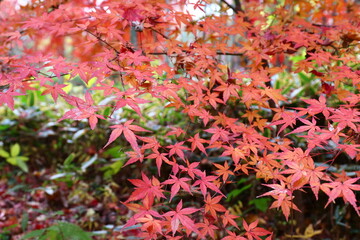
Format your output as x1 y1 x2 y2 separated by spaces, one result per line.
163 200 199 236
162 175 192 201
127 172 166 203
193 171 224 198
324 177 360 215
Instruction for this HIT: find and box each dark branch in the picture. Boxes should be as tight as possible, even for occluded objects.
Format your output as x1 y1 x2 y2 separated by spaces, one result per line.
234 0 244 13
150 27 169 40
220 0 238 13
82 28 120 54
148 51 243 56
38 72 70 78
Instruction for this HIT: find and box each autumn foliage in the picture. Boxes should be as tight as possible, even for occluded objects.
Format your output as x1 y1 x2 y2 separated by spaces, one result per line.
1 0 360 239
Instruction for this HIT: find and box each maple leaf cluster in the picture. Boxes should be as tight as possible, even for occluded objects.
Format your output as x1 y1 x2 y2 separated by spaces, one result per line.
1 0 360 238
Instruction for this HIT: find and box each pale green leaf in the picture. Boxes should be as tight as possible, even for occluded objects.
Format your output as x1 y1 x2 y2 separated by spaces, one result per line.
11 143 20 157
0 149 10 158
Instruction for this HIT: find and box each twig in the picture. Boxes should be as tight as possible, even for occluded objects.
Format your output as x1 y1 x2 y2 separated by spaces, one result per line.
82 28 120 54
148 51 243 56
234 0 244 13
220 0 238 13
38 72 70 78
150 27 169 40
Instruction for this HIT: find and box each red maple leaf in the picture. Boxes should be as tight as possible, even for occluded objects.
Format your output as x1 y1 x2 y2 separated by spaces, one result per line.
166 127 186 137
104 120 151 152
222 230 247 240
92 81 120 96
179 160 202 179
262 87 287 106
243 219 271 240
187 133 208 155
258 180 301 220
124 150 144 166
162 200 199 236
222 210 239 229
204 194 226 218
324 177 360 215
137 214 162 237
122 197 163 230
205 127 231 144
268 195 301 221
221 146 245 165
127 172 166 203
166 141 190 160
193 171 224 197
114 94 150 117
214 83 240 102
329 107 360 132
270 109 303 135
123 50 151 66
147 151 169 176
286 117 319 136
58 92 105 129
162 175 192 201
0 90 23 110
204 91 224 108
301 95 330 118
196 218 219 239
213 161 234 182
138 136 161 152
41 83 67 102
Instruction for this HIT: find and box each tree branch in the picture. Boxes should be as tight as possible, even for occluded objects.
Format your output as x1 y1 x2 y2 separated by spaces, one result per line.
220 0 238 13
234 0 244 13
150 27 169 40
82 28 120 55
148 51 243 56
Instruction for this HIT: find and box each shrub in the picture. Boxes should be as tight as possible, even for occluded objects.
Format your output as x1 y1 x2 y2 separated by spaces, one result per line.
1 0 360 239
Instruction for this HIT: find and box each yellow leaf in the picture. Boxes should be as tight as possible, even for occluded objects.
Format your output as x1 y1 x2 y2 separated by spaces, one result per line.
285 224 322 239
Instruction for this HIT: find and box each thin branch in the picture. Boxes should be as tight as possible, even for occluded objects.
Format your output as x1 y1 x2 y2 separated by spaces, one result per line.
233 0 244 13
62 16 92 23
220 0 238 13
118 70 126 91
215 51 243 56
21 72 70 83
150 27 169 40
38 72 70 78
82 28 120 54
312 23 337 28
148 51 243 56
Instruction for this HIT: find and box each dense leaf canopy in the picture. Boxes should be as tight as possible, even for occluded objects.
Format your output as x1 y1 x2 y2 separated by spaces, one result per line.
1 0 360 239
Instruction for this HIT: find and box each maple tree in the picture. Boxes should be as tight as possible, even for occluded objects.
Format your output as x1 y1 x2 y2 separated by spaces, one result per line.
1 0 360 239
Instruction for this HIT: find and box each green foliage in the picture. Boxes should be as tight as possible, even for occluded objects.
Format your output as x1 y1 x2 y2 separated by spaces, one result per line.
0 224 18 240
249 198 271 213
22 222 92 240
227 179 252 202
0 143 29 172
1 0 360 238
